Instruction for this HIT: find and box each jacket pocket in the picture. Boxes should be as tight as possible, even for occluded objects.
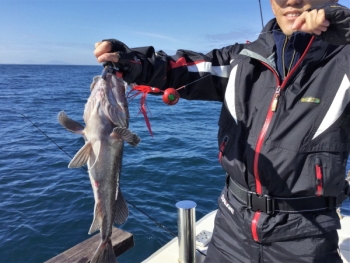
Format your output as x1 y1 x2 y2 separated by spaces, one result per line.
311 152 346 197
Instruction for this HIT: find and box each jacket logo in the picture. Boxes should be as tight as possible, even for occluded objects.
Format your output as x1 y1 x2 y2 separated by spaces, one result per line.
300 97 321 104
221 194 234 214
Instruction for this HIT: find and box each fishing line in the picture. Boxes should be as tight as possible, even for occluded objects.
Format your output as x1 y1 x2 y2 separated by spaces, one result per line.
125 200 177 238
20 113 72 158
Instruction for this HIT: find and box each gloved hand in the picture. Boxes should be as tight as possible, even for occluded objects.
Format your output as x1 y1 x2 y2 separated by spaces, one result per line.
94 39 143 83
293 3 350 45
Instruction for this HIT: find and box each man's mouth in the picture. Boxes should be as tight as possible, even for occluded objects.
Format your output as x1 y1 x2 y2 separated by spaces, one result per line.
286 13 300 17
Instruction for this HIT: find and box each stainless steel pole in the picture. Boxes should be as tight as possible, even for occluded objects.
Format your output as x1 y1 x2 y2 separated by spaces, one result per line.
176 200 197 263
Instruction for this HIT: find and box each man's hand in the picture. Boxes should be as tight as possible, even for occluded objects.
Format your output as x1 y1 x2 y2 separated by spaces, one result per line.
93 39 143 84
94 41 120 63
292 9 330 35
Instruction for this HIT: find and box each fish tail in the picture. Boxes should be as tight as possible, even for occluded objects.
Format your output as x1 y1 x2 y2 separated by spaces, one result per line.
90 239 117 263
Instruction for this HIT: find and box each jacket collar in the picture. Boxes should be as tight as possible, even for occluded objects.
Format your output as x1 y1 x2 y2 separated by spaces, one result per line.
273 24 311 80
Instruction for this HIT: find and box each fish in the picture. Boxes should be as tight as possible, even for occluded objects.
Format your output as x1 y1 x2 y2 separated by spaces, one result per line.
58 66 140 263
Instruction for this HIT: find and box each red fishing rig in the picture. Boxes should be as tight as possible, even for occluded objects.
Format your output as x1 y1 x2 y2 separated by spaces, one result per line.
127 84 182 137
127 74 211 137
103 64 180 137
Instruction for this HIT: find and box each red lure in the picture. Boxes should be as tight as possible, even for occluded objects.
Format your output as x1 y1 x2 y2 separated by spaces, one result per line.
127 85 181 137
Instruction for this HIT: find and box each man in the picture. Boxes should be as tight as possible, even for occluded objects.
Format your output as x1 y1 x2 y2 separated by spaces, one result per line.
95 0 350 262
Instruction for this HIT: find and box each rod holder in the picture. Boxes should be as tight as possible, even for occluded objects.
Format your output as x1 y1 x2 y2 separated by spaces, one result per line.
176 200 197 263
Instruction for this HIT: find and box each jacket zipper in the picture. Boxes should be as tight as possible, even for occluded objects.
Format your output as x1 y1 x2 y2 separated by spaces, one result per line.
271 86 281 112
282 37 297 79
251 36 315 242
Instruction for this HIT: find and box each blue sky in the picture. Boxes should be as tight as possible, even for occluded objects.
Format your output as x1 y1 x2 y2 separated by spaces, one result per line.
1 0 349 65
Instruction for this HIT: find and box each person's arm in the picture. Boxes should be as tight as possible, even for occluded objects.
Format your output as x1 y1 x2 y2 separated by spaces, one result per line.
94 39 244 101
293 3 350 45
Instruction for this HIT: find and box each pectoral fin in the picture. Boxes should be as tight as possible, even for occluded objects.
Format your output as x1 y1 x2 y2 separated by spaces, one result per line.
114 189 129 225
58 111 84 134
112 127 140 147
68 141 92 168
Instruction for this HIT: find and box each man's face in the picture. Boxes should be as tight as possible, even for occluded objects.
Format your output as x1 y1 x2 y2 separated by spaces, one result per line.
270 0 337 35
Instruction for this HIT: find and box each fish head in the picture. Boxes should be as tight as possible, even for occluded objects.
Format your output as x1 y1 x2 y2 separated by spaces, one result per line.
84 73 129 129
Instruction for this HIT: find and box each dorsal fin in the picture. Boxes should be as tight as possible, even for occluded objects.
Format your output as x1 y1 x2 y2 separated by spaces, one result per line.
68 141 92 168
